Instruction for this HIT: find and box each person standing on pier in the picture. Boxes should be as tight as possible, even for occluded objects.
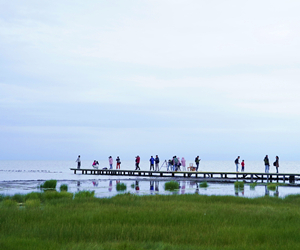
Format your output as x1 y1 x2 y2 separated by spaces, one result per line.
135 155 141 170
149 156 155 171
109 156 113 169
76 155 81 169
274 156 279 173
116 156 121 169
173 156 179 171
155 155 160 171
181 157 186 171
241 160 245 172
195 156 201 171
167 159 172 171
264 155 270 173
234 156 240 172
177 157 181 171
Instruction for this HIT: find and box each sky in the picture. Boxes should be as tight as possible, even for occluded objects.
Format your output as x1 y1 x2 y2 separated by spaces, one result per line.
1 0 300 161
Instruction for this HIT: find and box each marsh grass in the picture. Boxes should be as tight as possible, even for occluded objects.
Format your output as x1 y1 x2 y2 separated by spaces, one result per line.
116 183 127 191
267 183 277 191
40 179 57 189
11 193 25 203
25 199 41 208
199 181 208 188
2 194 300 249
164 181 179 191
25 192 41 201
1 199 18 208
234 181 244 189
250 182 257 190
60 184 68 192
74 190 95 198
44 191 73 200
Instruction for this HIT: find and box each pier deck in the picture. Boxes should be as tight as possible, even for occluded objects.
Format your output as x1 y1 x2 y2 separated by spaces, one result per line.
70 168 299 183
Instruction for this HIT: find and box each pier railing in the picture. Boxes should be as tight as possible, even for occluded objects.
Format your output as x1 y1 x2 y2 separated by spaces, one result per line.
70 168 299 184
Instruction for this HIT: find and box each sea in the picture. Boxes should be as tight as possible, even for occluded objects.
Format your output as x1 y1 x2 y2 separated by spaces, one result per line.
1 160 300 198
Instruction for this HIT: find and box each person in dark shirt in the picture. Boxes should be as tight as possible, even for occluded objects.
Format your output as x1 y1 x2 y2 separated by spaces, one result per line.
235 156 240 172
264 155 270 173
155 155 160 171
195 156 201 171
149 156 155 171
274 156 279 173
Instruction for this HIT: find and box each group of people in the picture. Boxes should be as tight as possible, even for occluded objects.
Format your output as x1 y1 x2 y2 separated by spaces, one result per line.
234 155 280 173
76 154 280 173
264 155 280 173
166 156 185 171
109 156 121 169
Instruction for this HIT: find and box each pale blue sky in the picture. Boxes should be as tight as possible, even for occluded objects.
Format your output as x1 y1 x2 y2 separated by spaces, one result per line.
1 0 300 161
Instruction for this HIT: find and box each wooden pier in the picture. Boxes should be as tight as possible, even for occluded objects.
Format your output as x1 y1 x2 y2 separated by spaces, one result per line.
70 168 299 184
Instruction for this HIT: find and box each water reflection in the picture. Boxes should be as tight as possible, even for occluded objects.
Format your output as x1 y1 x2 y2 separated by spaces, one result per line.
181 181 186 194
235 188 244 196
150 181 154 194
135 181 139 193
264 185 280 197
265 186 269 196
108 180 112 192
195 183 199 194
65 178 300 199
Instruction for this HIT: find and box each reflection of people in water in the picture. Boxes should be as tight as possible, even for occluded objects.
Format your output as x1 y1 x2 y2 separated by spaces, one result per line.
265 186 269 196
92 180 98 186
155 181 159 191
150 181 154 194
235 188 244 196
195 183 199 194
135 181 140 192
189 181 196 189
274 186 279 197
181 181 186 194
108 180 112 192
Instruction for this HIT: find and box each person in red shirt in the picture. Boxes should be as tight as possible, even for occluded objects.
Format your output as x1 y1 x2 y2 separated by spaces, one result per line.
135 155 140 170
241 160 245 172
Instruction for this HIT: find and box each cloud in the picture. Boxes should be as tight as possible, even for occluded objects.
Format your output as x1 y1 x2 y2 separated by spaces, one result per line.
1 0 300 160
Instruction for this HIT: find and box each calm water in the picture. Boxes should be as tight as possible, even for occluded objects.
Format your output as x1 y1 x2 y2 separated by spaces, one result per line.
0 160 300 198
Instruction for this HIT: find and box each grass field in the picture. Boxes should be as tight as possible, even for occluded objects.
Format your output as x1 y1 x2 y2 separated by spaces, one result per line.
1 192 300 249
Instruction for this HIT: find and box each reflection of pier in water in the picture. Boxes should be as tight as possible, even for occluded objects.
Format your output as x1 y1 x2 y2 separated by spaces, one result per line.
70 168 299 184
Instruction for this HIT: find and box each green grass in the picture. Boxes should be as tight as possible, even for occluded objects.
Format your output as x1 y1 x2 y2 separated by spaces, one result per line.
199 181 208 188
59 184 68 192
74 190 95 198
116 183 127 191
267 183 277 191
40 179 57 189
165 181 179 191
234 181 244 189
2 193 300 249
250 182 257 190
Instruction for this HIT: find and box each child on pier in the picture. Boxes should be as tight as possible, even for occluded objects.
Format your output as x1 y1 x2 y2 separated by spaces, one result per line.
241 160 245 172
